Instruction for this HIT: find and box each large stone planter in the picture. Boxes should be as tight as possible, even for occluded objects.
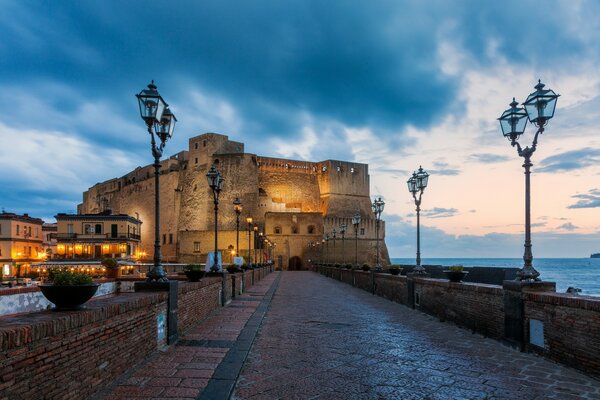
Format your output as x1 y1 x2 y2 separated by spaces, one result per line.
184 270 205 282
443 270 469 283
40 284 100 310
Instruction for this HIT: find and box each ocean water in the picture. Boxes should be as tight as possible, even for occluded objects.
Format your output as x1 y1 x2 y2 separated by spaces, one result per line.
391 258 600 297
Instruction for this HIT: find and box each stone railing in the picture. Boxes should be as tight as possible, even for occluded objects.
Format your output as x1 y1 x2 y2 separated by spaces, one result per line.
316 265 600 380
0 265 273 399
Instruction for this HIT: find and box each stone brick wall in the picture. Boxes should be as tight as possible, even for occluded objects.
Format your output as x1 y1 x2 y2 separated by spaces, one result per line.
414 278 504 339
0 292 168 399
524 292 600 378
374 274 409 306
177 277 222 333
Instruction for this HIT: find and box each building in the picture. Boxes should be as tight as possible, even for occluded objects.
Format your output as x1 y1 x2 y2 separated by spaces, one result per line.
78 133 389 269
0 212 45 279
52 211 142 261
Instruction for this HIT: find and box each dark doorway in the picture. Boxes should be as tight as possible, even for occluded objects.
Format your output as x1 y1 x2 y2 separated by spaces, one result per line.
289 256 303 271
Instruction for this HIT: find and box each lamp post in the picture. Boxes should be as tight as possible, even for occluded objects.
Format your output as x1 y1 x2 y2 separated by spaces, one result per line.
233 198 242 261
246 217 253 267
498 80 559 281
331 229 337 264
136 81 176 282
321 238 325 264
253 224 258 264
340 224 347 264
325 234 330 264
407 167 429 273
352 211 361 266
206 164 224 272
259 232 264 265
371 197 385 271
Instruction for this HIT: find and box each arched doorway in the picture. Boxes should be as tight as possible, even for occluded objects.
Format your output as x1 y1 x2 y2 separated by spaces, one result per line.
289 256 303 271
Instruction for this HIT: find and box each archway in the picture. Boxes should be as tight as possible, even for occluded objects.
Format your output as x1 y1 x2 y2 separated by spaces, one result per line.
288 256 303 271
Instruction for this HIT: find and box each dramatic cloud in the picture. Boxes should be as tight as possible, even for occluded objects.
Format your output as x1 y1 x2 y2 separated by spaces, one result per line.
568 189 600 209
558 222 578 231
538 148 600 173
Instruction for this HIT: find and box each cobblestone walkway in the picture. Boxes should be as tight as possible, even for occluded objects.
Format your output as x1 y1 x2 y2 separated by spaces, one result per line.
100 272 278 400
232 271 600 400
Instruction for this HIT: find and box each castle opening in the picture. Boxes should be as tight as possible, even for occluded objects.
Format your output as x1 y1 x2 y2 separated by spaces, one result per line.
289 256 303 271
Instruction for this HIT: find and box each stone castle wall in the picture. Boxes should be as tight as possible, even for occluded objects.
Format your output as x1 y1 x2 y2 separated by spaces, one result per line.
79 133 390 268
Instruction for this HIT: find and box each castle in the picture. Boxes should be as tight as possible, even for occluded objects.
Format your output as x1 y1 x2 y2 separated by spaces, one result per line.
78 133 389 270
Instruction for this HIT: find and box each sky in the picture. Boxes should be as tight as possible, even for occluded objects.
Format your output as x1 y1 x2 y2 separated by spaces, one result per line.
0 0 599 258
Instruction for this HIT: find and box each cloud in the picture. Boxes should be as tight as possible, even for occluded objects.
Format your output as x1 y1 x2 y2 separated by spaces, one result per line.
558 222 578 231
407 207 459 219
568 189 600 209
538 148 600 173
469 153 511 163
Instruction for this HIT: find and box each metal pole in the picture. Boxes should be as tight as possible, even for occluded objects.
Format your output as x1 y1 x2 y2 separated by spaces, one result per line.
248 225 251 266
236 215 240 257
416 203 421 268
213 196 218 271
147 125 166 282
523 154 534 272
342 233 345 264
355 226 358 266
375 219 380 269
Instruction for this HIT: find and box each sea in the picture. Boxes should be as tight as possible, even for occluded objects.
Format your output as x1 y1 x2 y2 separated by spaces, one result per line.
391 258 600 297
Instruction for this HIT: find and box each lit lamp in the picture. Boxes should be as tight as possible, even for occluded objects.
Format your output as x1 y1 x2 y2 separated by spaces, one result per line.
136 81 176 282
206 164 224 272
407 166 429 273
371 197 385 271
498 80 559 281
352 211 361 266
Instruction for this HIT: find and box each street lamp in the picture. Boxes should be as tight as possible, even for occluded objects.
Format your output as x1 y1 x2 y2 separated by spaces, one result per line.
332 229 337 264
136 81 176 282
325 234 330 264
246 217 253 267
253 224 258 264
259 231 264 265
340 224 347 264
233 198 242 262
371 197 385 271
206 164 224 272
498 80 559 281
352 211 361 266
407 166 429 273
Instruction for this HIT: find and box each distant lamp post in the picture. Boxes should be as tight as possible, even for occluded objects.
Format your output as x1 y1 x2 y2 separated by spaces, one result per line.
136 81 176 282
407 166 429 273
259 231 264 265
253 224 258 264
498 80 559 281
340 224 347 264
321 238 326 264
371 197 385 271
352 211 361 266
206 164 224 272
233 197 242 261
325 234 330 264
246 217 253 266
332 229 337 264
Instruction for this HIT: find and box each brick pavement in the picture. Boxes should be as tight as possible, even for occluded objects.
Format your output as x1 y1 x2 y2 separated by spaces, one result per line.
100 272 279 400
232 271 600 400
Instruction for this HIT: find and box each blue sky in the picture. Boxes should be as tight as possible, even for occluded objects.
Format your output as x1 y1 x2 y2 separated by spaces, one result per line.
1 0 599 257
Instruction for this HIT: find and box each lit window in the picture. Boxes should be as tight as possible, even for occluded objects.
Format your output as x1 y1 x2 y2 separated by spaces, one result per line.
193 241 200 252
16 225 20 235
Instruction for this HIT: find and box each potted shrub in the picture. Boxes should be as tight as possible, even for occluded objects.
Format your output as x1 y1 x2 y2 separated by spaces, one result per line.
443 265 468 282
40 270 99 310
184 264 205 281
389 265 402 275
101 258 119 279
361 263 371 271
344 263 353 270
334 263 341 269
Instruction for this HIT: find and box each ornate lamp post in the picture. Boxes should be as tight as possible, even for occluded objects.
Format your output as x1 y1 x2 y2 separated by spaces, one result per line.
407 167 429 273
352 211 361 266
498 80 559 281
253 224 258 264
340 224 347 264
233 198 242 259
206 164 224 272
331 229 337 264
246 217 253 266
371 197 385 271
136 81 176 282
321 238 325 264
259 232 264 265
325 234 330 264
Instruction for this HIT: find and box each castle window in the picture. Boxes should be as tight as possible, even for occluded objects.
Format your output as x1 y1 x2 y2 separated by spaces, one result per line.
94 224 102 234
307 225 315 234
360 228 365 235
195 142 198 149
292 226 298 234
193 241 200 252
203 140 207 147
195 157 198 164
169 233 173 244
259 188 267 196
350 167 355 173
322 166 327 172
214 159 220 165
162 234 166 245
274 226 281 234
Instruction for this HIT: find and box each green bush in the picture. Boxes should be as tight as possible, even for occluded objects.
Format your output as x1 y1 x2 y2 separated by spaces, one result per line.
333 263 341 268
50 270 93 285
185 264 203 272
449 265 464 272
344 263 353 269
101 258 118 269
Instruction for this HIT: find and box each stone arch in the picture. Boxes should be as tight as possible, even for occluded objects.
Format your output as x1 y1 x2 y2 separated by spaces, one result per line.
288 256 303 271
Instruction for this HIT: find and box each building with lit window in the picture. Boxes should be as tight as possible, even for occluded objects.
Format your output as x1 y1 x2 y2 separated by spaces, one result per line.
53 211 142 261
0 212 45 279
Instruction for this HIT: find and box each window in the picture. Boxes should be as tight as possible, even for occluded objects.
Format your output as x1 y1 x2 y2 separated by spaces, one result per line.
203 140 207 147
94 224 102 234
291 226 298 234
84 224 92 234
195 142 198 149
307 225 315 234
193 241 200 252
195 157 198 164
360 228 365 235
162 234 167 245
68 224 74 234
16 225 20 235
274 226 281 234
169 233 173 244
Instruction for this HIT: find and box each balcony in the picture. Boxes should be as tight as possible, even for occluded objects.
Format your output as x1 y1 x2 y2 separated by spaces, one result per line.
51 233 141 241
